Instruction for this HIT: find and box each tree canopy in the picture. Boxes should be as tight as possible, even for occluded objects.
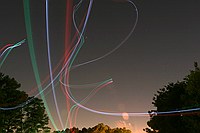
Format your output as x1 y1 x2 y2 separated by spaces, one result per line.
0 73 50 133
53 123 131 133
145 63 200 133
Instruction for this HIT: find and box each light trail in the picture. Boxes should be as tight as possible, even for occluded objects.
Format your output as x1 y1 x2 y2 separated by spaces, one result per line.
0 39 25 58
23 0 58 130
62 0 94 128
0 39 26 68
0 44 13 53
45 0 64 129
64 79 113 128
72 0 138 69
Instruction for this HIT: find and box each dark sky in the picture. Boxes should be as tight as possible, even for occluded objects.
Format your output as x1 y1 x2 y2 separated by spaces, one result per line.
1 0 200 132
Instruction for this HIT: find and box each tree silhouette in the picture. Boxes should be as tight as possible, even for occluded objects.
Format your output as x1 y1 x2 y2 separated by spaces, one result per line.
145 63 200 133
0 73 50 132
54 123 131 133
22 97 50 132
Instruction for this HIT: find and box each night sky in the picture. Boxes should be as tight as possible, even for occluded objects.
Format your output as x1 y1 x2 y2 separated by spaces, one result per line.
1 0 200 132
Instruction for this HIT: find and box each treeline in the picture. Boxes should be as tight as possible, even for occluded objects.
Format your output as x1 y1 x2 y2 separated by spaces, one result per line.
53 123 131 133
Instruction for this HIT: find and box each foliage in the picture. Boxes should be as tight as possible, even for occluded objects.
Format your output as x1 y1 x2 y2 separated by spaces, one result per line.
0 73 50 133
145 63 200 133
22 97 50 132
54 123 131 133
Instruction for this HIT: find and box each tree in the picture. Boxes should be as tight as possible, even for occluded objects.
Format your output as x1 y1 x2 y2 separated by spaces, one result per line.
56 123 131 133
0 73 28 132
22 97 50 133
0 73 50 132
145 63 200 133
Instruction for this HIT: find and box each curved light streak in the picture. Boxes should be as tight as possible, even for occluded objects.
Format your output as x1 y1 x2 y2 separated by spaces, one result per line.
72 0 138 69
23 0 58 130
62 0 94 128
64 79 113 128
0 44 13 53
45 0 64 129
0 39 26 68
0 40 25 58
